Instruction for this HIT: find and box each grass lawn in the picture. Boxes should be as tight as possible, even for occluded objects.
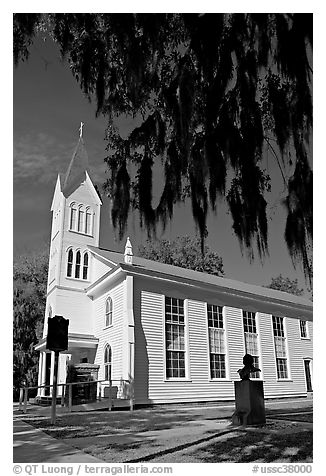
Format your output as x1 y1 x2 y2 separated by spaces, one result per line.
21 408 313 463
153 427 313 463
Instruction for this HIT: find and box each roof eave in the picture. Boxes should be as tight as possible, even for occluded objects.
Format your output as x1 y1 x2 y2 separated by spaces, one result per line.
119 263 313 320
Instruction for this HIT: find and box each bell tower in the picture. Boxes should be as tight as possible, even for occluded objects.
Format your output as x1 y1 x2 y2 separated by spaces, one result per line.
37 124 102 398
44 124 102 334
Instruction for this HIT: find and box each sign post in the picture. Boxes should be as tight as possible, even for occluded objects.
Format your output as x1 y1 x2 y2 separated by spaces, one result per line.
51 351 59 424
46 315 69 425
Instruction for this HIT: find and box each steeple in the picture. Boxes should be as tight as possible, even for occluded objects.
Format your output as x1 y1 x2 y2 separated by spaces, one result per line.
124 237 133 264
62 122 89 198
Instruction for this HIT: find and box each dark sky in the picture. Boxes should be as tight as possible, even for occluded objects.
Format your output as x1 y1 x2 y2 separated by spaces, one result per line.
13 33 310 293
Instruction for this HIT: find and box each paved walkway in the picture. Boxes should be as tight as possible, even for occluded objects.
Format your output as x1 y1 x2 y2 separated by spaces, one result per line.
13 398 312 463
13 419 104 463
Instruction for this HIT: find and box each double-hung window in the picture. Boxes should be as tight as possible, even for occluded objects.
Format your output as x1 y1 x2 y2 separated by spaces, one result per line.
85 208 92 235
243 311 261 378
75 251 81 278
77 207 84 232
207 304 226 379
67 249 73 277
165 297 186 378
105 297 113 327
272 316 289 379
300 320 308 339
70 204 77 230
83 253 89 280
104 345 112 381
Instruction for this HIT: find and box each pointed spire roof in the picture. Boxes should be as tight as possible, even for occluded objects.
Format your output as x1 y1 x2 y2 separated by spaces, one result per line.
124 237 133 264
62 136 89 198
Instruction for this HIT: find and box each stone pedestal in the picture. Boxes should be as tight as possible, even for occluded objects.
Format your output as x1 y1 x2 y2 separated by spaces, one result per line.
232 380 266 426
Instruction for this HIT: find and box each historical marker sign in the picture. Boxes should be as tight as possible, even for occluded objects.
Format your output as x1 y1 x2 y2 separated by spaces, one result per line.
46 315 69 352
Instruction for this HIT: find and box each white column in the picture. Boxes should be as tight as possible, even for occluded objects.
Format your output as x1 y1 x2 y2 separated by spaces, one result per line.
41 352 48 397
37 353 43 396
50 351 55 396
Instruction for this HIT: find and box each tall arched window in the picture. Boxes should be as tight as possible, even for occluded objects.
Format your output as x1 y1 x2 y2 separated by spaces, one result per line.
69 203 77 230
85 208 93 235
104 345 112 381
83 252 89 280
77 206 84 232
105 297 113 327
67 249 73 277
75 251 81 278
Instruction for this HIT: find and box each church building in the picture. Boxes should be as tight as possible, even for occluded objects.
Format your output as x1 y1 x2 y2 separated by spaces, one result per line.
35 131 313 406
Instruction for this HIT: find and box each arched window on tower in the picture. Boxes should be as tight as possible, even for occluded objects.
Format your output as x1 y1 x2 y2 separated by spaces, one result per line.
75 250 81 278
85 208 93 235
83 252 89 280
104 344 112 381
105 297 113 327
77 206 84 232
67 249 73 277
69 203 77 230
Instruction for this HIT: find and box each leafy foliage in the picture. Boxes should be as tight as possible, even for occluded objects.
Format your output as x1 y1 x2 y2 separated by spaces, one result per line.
138 236 224 276
267 274 304 296
13 250 48 400
13 13 313 283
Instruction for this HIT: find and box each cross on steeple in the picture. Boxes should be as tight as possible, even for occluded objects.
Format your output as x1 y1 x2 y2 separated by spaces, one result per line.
79 121 84 138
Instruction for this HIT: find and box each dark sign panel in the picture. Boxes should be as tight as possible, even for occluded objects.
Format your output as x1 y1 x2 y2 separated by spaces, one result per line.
46 315 69 352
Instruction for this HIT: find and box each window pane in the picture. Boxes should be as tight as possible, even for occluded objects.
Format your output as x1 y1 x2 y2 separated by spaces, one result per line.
207 304 223 328
104 345 112 381
105 298 113 326
166 350 185 378
243 311 257 334
210 354 226 379
75 251 81 278
276 358 288 379
70 208 77 229
165 297 185 378
78 209 84 232
244 333 258 355
207 304 226 379
83 253 89 280
272 316 284 337
85 211 92 235
67 250 73 277
300 320 307 338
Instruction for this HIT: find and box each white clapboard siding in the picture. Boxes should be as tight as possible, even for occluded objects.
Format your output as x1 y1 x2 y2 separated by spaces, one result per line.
256 312 277 395
186 300 234 399
93 281 125 383
134 289 311 404
224 306 246 382
134 291 164 402
286 317 307 393
301 321 313 359
54 288 92 335
257 313 307 398
135 293 238 404
187 300 210 383
92 256 112 282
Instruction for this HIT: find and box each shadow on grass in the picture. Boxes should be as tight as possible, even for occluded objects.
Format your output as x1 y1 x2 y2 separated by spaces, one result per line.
23 407 209 439
193 429 313 463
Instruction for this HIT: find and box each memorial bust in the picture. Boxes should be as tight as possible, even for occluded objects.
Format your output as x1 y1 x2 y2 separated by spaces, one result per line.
238 353 261 380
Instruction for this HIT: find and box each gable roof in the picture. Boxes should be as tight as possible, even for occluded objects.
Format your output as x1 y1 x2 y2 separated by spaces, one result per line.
88 245 312 309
